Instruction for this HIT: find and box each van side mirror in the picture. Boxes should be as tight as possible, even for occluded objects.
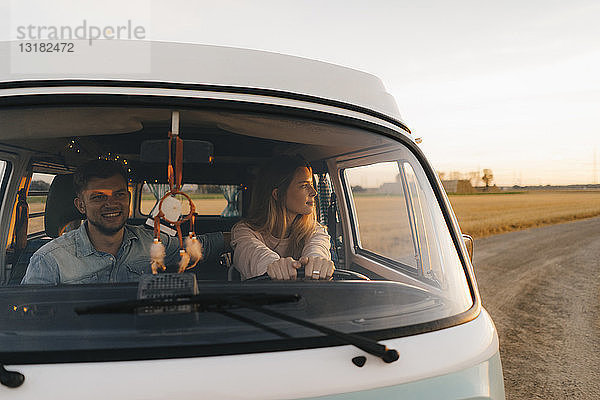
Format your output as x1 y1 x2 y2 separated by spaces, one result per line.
462 234 474 262
140 139 214 164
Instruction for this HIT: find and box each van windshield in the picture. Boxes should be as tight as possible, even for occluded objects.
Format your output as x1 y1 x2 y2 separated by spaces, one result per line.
0 105 474 363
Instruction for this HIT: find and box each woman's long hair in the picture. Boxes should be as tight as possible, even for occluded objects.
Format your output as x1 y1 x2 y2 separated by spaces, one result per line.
245 155 317 259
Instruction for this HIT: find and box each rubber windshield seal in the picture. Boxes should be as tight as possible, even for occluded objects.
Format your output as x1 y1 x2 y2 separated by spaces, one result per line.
0 92 481 365
0 79 411 133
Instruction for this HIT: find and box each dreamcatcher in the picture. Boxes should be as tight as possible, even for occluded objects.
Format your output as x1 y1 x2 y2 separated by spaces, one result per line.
150 112 203 274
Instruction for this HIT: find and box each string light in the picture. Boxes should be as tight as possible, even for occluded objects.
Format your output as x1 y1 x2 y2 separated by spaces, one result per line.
94 150 132 178
65 138 135 180
66 138 81 153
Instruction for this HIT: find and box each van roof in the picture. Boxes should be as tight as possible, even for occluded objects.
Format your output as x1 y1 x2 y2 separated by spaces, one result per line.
0 41 403 122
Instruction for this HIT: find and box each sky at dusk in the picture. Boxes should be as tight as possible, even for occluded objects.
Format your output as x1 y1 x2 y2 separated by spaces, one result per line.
2 0 599 186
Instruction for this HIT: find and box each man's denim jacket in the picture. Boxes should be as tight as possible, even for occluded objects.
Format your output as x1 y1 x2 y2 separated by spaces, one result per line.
21 222 225 284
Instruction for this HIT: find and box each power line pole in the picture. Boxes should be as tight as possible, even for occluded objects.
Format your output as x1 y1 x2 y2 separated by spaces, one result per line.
594 148 597 184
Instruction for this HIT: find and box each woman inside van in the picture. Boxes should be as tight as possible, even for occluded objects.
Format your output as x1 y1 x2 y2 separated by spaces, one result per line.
231 155 334 280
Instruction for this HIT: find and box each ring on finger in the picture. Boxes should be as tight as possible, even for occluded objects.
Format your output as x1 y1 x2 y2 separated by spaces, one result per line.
312 270 320 278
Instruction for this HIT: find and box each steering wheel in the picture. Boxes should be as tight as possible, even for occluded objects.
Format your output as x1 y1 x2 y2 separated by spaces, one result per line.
245 267 370 281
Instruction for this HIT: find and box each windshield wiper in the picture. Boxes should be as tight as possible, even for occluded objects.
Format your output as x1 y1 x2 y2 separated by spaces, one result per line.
75 292 399 366
0 364 25 388
228 297 399 366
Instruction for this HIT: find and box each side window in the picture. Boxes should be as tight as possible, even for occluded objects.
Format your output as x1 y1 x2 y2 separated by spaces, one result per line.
344 162 418 269
402 162 440 281
27 172 55 237
140 183 242 217
0 160 10 199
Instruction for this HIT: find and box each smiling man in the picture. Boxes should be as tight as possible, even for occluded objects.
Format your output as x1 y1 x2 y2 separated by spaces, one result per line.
22 160 226 284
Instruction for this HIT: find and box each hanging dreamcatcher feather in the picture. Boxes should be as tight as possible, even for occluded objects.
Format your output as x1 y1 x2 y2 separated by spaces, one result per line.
185 233 204 269
150 238 166 274
178 249 190 273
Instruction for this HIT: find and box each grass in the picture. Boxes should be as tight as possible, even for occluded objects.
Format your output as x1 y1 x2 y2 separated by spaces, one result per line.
26 196 47 204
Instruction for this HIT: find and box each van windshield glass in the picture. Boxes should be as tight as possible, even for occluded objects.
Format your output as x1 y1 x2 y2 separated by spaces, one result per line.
0 106 473 362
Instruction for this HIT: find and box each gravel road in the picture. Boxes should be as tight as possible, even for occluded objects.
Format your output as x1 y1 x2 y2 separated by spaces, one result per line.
473 217 600 399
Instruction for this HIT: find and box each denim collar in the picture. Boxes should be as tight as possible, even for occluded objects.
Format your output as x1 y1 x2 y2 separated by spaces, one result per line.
74 222 139 257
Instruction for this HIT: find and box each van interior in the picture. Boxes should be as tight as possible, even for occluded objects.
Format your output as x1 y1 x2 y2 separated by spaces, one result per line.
0 106 390 285
0 103 477 365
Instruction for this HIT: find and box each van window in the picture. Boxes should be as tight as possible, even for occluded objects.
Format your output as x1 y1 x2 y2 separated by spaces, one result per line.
343 152 472 306
0 161 7 181
140 183 241 217
402 162 442 281
27 172 54 237
0 104 474 363
344 162 418 269
0 160 9 200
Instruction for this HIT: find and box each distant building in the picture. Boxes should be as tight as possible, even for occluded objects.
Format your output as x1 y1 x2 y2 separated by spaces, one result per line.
442 180 474 194
380 182 402 194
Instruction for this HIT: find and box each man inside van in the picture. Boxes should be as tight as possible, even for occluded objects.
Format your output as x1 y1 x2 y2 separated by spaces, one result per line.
22 160 227 284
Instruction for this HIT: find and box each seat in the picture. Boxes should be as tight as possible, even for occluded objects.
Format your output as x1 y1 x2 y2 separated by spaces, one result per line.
8 174 83 284
44 174 84 238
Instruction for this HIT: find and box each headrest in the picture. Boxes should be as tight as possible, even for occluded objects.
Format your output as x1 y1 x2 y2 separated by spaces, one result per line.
44 174 84 238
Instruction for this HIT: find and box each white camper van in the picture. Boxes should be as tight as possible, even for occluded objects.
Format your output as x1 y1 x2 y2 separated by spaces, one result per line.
0 41 504 399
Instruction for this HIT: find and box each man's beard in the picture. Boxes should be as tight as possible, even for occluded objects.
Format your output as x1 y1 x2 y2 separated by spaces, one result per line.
87 215 127 235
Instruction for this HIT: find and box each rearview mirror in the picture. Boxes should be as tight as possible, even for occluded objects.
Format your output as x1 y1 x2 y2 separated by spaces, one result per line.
140 140 214 164
462 234 474 262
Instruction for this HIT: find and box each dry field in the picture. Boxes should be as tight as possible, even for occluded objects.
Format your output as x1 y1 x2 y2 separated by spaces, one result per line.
139 198 227 216
27 200 46 236
352 191 600 258
26 191 600 243
448 191 600 238
26 197 227 235
353 195 416 265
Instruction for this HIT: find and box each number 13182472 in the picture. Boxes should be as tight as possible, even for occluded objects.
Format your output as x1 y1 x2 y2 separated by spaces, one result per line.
18 42 74 53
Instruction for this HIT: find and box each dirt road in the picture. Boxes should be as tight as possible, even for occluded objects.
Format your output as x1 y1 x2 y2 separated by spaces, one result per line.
473 217 600 399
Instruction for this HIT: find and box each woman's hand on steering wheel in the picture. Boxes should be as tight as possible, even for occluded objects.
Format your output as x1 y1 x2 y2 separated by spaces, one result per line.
301 256 335 280
267 257 302 280
266 256 335 280
266 256 334 280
